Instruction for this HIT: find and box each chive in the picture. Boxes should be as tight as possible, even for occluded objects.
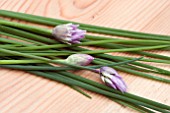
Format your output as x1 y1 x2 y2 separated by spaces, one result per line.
0 25 56 44
28 71 170 113
0 48 95 71
79 45 169 54
0 44 20 48
0 37 32 46
117 56 170 64
122 65 156 73
85 38 170 46
1 10 170 41
0 53 70 57
0 19 52 36
6 40 169 51
138 51 170 60
112 98 155 113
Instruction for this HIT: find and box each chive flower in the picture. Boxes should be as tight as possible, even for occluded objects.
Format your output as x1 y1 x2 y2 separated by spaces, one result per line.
65 54 94 66
99 66 127 92
52 23 86 44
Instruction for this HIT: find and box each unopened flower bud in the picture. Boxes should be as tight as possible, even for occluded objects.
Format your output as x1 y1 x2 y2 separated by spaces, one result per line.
65 54 94 66
100 66 127 92
52 23 86 44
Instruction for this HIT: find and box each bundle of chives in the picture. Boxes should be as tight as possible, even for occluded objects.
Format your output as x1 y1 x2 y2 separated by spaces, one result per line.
0 10 170 112
0 58 169 112
1 25 170 83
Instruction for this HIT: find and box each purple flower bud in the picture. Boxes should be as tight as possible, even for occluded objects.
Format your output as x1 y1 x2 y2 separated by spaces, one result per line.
100 66 127 92
66 54 94 66
52 23 86 44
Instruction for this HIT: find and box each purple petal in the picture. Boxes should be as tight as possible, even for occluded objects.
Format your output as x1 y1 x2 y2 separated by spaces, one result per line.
70 24 79 30
110 76 127 92
101 66 121 78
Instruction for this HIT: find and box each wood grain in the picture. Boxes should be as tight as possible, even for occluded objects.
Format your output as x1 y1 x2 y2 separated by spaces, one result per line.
0 0 170 113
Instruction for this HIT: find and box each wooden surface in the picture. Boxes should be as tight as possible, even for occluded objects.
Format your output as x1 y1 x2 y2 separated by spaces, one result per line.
0 0 170 113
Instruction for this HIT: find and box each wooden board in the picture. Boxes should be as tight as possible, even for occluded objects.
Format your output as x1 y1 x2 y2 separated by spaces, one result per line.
0 0 170 113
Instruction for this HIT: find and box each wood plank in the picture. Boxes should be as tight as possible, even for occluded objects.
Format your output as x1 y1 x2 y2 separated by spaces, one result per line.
0 0 170 113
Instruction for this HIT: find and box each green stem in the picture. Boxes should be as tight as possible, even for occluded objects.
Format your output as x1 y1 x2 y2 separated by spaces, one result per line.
0 25 56 44
85 35 170 46
79 45 169 54
0 19 52 36
118 56 170 64
122 65 156 73
1 31 45 45
138 51 170 60
0 44 20 48
85 38 170 46
5 40 169 51
70 86 92 99
0 37 33 46
0 52 70 57
112 98 155 113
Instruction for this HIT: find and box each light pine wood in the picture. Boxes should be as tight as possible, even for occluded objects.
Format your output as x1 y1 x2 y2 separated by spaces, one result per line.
0 0 170 113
